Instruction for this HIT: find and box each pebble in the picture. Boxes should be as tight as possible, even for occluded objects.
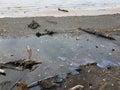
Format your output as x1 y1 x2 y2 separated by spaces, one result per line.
68 85 84 90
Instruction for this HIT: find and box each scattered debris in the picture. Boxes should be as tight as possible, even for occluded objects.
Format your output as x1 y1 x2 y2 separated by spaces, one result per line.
0 46 42 73
68 85 84 90
28 20 40 29
3 62 119 90
78 28 115 40
58 8 69 12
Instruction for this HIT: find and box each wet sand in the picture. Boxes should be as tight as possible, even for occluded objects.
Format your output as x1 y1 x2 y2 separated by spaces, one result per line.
0 14 120 90
0 14 120 37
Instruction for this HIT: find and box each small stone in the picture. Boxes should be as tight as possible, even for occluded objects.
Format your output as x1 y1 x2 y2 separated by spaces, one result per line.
112 84 114 86
109 53 112 55
103 79 106 82
37 49 40 52
96 46 98 48
112 48 115 51
68 85 84 90
36 32 42 37
88 70 91 73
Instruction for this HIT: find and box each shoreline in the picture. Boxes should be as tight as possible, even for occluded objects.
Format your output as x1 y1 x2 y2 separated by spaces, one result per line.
0 8 120 18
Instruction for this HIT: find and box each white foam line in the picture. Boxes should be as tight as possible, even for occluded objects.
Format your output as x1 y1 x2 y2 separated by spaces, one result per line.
0 8 120 18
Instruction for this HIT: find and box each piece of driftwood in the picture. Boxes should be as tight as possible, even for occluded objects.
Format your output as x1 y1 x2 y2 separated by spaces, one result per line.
58 8 69 12
0 58 41 71
0 46 42 71
78 28 115 40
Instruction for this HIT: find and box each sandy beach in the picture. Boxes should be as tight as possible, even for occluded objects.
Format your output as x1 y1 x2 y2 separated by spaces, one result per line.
0 9 120 90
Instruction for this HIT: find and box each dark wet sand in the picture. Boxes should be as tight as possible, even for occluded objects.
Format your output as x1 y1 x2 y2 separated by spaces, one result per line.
0 14 120 90
0 14 120 37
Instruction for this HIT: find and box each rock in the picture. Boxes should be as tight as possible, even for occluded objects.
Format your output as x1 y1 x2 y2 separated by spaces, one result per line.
0 69 6 76
36 32 42 37
68 85 84 90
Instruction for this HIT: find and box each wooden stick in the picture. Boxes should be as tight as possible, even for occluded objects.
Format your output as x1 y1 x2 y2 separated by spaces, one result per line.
78 28 115 40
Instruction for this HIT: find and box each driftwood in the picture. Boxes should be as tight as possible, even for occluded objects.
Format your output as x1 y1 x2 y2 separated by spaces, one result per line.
58 8 69 12
0 46 42 74
78 28 115 40
0 59 41 71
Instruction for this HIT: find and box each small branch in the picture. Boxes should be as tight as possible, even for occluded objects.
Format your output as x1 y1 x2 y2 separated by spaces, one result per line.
78 28 115 40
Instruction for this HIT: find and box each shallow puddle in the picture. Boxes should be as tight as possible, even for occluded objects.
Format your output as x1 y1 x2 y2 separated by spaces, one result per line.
0 33 120 89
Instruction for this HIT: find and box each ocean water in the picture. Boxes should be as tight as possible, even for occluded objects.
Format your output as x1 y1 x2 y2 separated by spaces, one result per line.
0 0 120 17
0 0 120 9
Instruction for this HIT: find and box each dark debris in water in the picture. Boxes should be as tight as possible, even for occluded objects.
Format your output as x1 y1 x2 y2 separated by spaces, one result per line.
1 62 120 90
12 62 120 90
